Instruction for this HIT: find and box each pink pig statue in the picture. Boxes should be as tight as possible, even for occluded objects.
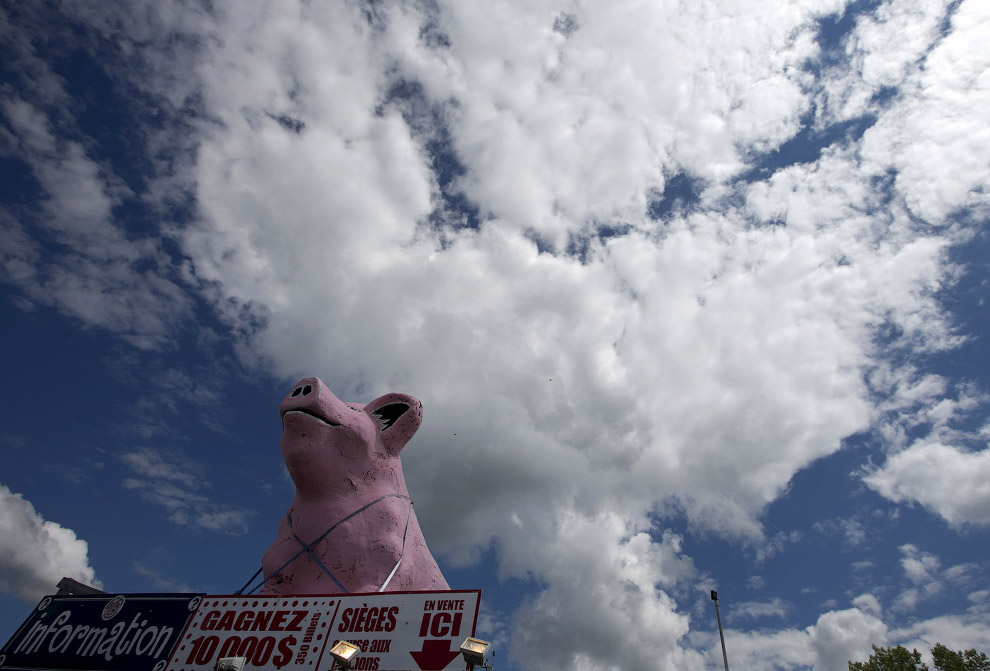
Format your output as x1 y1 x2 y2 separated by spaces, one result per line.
260 377 449 595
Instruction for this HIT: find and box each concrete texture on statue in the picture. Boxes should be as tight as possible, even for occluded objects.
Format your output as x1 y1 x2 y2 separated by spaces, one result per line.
261 377 449 595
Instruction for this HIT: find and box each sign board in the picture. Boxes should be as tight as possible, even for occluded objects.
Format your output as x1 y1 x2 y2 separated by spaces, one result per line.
0 593 203 671
164 590 481 671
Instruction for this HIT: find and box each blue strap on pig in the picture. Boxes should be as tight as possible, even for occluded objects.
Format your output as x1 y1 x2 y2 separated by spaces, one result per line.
236 494 412 595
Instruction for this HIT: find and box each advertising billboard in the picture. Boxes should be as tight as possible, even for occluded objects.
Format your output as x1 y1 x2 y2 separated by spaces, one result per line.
1 590 480 671
164 590 481 671
0 593 203 671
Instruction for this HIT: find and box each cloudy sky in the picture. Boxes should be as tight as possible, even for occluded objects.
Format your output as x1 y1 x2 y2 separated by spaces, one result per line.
1 0 989 669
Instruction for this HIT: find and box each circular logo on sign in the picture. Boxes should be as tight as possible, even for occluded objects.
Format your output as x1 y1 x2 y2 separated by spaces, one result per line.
38 597 52 611
102 595 126 621
188 596 201 611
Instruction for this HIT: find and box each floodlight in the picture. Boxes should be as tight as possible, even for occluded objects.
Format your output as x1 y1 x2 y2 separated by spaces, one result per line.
214 658 246 671
459 637 491 669
329 640 361 670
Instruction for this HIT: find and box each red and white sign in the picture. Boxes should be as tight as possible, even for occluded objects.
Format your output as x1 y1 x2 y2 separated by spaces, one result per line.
164 591 480 671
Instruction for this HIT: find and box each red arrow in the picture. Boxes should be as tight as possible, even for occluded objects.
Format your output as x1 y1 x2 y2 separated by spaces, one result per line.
410 639 461 671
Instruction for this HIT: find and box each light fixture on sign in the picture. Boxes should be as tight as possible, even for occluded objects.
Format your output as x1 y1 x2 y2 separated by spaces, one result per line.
459 637 492 670
213 658 246 671
329 640 361 670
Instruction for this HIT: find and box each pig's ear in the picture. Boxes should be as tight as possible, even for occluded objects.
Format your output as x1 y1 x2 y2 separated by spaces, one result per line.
366 393 423 455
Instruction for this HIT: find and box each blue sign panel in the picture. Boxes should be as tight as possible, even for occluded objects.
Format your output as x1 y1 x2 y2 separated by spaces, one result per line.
0 593 203 671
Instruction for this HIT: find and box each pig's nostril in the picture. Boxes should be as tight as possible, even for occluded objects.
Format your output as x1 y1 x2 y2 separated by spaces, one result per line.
302 385 312 396
291 387 302 397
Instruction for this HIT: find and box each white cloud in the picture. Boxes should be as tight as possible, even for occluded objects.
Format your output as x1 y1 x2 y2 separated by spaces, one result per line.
864 442 990 527
719 627 812 671
0 93 191 349
893 544 944 613
820 0 949 122
410 0 844 247
0 484 102 602
722 604 886 671
510 510 701 671
967 589 990 609
892 614 990 667
900 544 941 585
816 0 990 233
133 561 194 593
852 593 882 618
747 575 766 591
3 0 988 669
810 606 889 671
732 597 791 621
715 602 990 671
860 0 990 222
854 0 947 89
888 545 987 614
98 1 979 667
121 447 252 535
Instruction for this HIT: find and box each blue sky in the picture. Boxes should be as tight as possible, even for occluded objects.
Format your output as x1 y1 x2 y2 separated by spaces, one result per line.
1 1 989 670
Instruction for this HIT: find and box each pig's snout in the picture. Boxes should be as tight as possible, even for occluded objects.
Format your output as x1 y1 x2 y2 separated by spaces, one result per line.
280 377 345 428
282 377 323 410
290 383 314 398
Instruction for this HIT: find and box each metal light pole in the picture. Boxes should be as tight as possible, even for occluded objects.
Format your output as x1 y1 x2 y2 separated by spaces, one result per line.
711 590 730 671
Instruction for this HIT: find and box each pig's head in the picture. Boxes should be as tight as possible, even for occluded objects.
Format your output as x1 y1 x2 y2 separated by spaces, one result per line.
278 377 423 499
